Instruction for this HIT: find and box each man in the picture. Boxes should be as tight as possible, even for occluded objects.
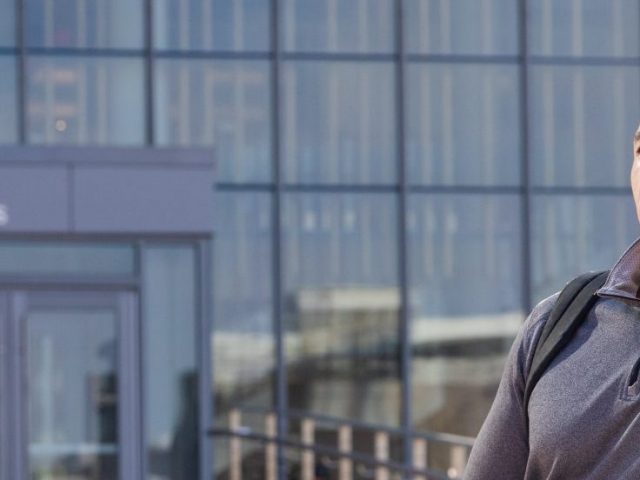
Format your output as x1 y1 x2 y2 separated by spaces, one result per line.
464 127 640 479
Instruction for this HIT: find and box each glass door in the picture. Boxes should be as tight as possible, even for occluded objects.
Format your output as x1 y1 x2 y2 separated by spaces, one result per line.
7 290 140 480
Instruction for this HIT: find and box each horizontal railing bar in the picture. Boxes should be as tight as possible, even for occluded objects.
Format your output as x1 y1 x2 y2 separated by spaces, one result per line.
233 405 475 448
208 427 452 480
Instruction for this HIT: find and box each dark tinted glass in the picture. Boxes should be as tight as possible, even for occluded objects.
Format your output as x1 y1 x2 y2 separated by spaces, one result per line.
144 245 199 480
283 193 400 425
529 66 639 187
154 0 270 51
531 194 638 303
0 56 17 144
0 0 15 47
282 0 394 53
409 193 523 440
528 0 639 57
282 62 396 184
26 0 143 49
405 0 518 55
0 242 135 276
214 193 274 414
407 63 520 186
155 59 271 182
27 56 145 145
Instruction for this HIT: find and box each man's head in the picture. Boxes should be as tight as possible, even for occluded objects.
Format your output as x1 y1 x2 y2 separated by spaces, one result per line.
632 125 640 223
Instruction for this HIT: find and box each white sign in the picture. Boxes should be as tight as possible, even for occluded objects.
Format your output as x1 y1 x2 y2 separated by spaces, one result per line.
0 204 8 226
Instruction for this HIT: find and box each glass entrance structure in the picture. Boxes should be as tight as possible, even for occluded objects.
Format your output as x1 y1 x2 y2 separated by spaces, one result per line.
0 147 215 480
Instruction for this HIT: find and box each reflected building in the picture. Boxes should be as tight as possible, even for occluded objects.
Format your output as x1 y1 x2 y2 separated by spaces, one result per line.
1 1 640 479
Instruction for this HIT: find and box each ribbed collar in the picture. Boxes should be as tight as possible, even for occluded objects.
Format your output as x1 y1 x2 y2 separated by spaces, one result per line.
596 235 640 306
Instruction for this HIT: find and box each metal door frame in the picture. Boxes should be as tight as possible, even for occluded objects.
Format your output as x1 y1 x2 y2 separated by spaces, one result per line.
1 288 141 480
0 235 213 480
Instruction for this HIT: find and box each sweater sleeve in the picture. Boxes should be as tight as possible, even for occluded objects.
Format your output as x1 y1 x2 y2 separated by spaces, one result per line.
463 291 559 480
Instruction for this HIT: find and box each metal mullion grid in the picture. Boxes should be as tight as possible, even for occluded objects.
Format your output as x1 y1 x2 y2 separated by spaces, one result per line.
16 0 25 144
394 0 413 473
518 0 533 319
144 0 154 145
269 1 288 480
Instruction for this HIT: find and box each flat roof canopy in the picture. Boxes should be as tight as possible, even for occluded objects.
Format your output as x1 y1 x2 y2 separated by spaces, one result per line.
0 146 215 235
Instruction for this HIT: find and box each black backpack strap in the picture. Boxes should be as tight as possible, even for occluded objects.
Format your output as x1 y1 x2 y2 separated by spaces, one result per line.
523 270 610 409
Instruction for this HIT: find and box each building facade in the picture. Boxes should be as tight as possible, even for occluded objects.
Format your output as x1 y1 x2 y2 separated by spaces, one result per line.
1 0 640 479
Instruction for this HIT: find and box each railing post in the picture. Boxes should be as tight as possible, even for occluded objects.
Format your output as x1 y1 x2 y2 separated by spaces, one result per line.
374 431 389 480
338 425 353 480
229 409 242 480
301 418 316 480
448 445 468 479
412 438 427 480
265 412 278 480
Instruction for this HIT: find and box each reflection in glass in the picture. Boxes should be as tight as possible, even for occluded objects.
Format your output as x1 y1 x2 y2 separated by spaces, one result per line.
28 310 118 480
0 56 17 144
154 0 269 51
405 0 518 55
283 193 400 425
0 242 135 276
0 0 15 47
528 0 638 57
409 194 523 439
529 66 639 187
155 60 271 182
531 195 638 304
282 62 396 184
144 246 199 480
27 56 144 145
282 0 393 53
407 64 520 186
214 193 274 415
26 0 143 49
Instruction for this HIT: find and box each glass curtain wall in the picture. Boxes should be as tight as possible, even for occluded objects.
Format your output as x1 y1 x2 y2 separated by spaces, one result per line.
4 0 640 476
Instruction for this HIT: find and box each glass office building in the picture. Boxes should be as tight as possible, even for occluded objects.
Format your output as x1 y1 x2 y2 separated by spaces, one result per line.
1 0 640 479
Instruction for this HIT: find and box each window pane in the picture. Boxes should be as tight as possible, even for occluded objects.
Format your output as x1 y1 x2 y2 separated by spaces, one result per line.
405 0 518 55
0 56 17 144
531 195 638 304
0 241 135 276
154 0 269 51
282 62 396 184
26 0 143 49
144 245 199 480
409 194 523 441
0 0 15 47
282 0 394 53
407 63 520 186
28 310 118 480
155 60 271 183
27 56 145 145
283 193 400 425
213 192 274 416
528 0 638 57
529 66 639 187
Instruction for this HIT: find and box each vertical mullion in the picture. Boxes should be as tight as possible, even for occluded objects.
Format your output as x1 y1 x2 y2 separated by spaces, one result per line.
518 0 533 316
144 0 154 144
270 1 288 480
395 0 413 471
16 0 26 144
136 241 148 480
0 292 8 480
197 240 214 480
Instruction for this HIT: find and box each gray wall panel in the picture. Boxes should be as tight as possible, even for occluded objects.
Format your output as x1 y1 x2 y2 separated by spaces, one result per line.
0 166 69 232
74 166 214 233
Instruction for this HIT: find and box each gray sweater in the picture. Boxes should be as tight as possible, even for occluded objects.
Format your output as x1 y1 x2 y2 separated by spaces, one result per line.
465 235 640 479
